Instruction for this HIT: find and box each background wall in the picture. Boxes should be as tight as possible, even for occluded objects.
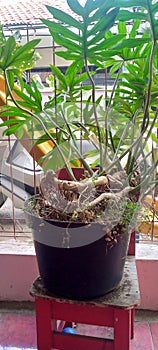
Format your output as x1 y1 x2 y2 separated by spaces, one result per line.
0 243 158 310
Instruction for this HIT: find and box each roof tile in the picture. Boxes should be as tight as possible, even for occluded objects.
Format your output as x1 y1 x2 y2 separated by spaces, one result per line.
0 0 79 25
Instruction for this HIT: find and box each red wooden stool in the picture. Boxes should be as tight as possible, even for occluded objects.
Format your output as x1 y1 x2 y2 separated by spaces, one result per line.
30 232 140 350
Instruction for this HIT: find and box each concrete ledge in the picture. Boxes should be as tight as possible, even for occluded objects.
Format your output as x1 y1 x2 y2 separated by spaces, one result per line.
0 253 38 302
136 242 158 260
136 243 158 311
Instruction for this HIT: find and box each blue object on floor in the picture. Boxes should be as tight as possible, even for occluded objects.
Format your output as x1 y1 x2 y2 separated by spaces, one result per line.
62 327 77 334
136 231 140 243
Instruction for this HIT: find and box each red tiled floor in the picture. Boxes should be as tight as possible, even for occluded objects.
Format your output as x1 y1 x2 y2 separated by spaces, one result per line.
0 310 158 350
131 323 154 350
78 322 157 350
150 323 158 349
0 312 37 349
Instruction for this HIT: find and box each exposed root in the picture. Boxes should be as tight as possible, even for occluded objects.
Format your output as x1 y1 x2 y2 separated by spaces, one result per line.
36 169 136 223
81 186 132 210
40 170 109 195
39 170 109 210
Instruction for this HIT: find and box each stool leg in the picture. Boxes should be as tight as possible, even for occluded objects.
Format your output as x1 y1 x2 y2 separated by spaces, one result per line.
131 309 135 339
114 308 131 350
35 297 53 350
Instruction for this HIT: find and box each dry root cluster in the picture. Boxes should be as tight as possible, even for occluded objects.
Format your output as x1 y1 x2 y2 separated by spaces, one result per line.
38 169 134 224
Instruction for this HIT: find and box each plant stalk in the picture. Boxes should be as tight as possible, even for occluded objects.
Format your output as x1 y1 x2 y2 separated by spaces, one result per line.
84 44 103 171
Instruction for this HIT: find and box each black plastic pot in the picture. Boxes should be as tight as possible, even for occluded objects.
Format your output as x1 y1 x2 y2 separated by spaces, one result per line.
24 168 130 300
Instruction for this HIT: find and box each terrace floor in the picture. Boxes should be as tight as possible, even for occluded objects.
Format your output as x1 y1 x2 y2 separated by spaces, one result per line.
0 307 158 350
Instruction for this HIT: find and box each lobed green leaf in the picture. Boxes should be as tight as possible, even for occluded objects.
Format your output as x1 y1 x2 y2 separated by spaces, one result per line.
44 5 82 30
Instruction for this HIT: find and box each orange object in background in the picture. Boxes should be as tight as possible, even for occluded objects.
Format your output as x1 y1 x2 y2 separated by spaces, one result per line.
144 195 158 211
0 76 81 168
137 195 158 238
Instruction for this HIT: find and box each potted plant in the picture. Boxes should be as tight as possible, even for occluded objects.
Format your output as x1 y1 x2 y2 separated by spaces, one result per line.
0 0 158 299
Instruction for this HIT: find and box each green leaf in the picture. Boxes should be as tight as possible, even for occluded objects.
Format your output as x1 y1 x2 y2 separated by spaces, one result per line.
1 118 27 136
109 62 122 74
87 32 106 47
64 63 80 87
0 36 16 68
74 72 89 85
118 10 147 22
80 85 92 91
143 59 150 80
88 8 119 36
12 88 33 104
30 80 42 107
129 20 141 39
0 24 5 46
44 5 82 30
6 70 15 91
67 0 85 16
118 21 127 35
55 50 82 61
128 78 146 88
8 39 40 66
112 0 146 8
50 65 67 90
150 5 158 40
8 53 39 71
115 37 151 50
88 34 125 51
49 31 82 53
118 80 143 93
90 4 112 22
0 109 30 119
133 41 151 60
125 63 139 76
115 88 132 95
101 59 116 69
17 126 25 139
85 0 108 15
0 119 21 127
151 133 158 145
2 126 20 135
66 61 84 79
42 20 83 44
10 87 42 112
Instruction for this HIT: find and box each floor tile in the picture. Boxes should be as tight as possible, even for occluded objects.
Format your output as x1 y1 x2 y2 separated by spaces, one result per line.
0 311 158 350
0 312 37 349
131 323 154 350
150 323 158 349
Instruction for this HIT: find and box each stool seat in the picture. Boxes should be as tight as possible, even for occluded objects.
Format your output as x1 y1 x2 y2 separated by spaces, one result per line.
30 256 140 350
